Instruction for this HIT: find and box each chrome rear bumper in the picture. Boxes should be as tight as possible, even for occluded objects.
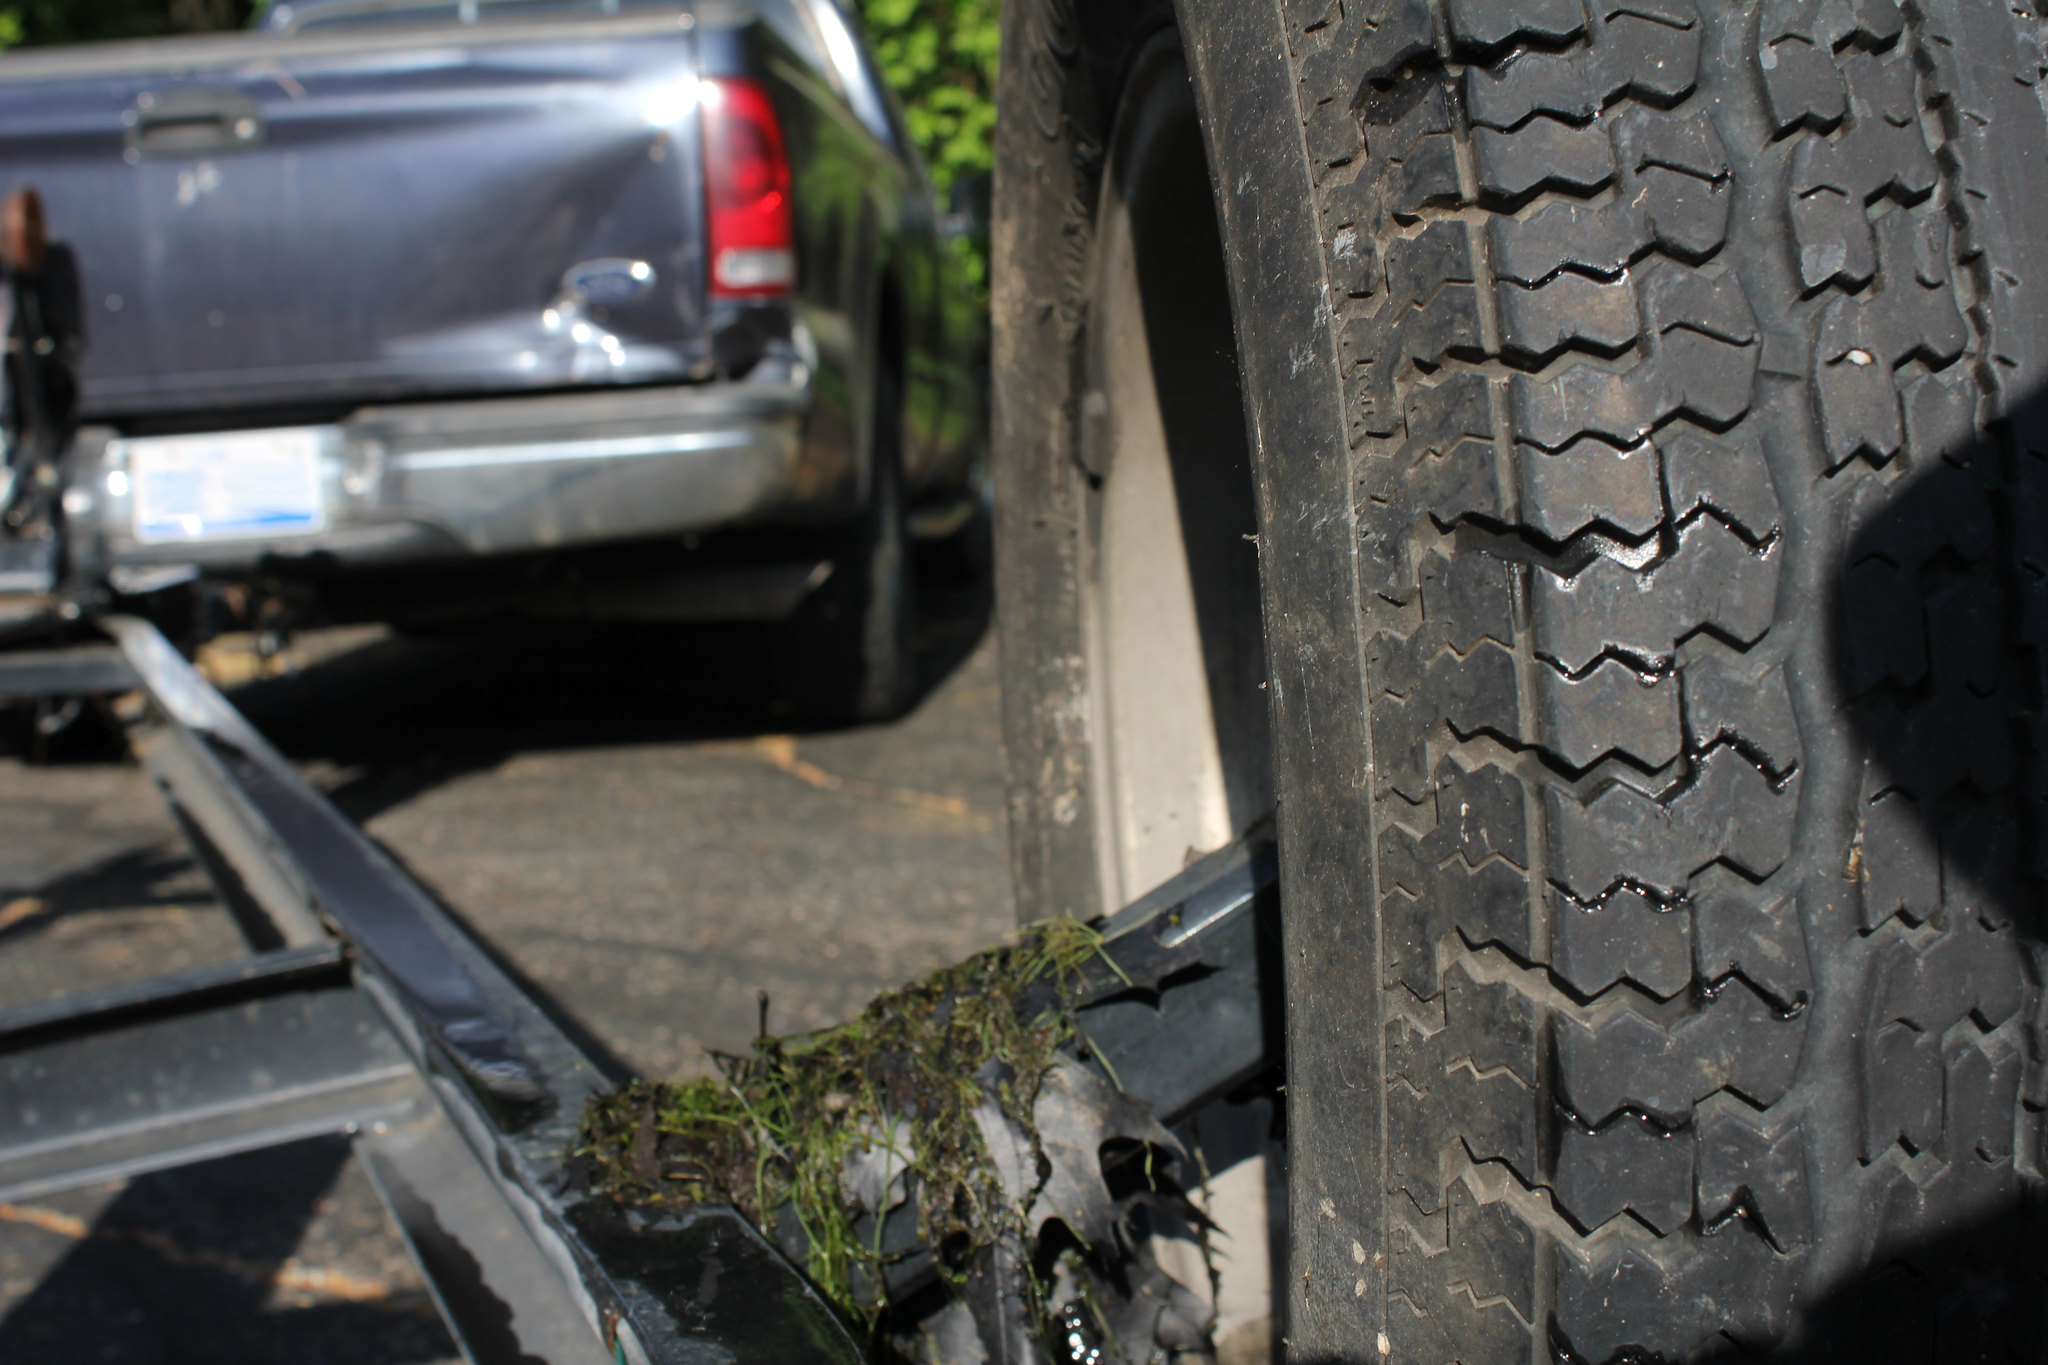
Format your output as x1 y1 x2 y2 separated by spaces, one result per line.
64 377 835 575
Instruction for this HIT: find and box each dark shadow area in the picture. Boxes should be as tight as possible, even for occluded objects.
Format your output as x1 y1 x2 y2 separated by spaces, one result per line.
0 843 201 938
220 566 992 825
1120 49 1274 839
1773 388 2048 1361
0 1135 458 1365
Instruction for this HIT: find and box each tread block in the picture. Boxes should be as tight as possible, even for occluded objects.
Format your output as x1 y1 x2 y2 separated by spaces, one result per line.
1420 757 1530 871
1553 1111 1693 1234
1374 642 1525 802
1463 7 1702 130
1304 97 1364 169
1787 52 1937 290
1442 1181 1538 1323
1383 840 1533 998
1323 218 1378 297
1840 556 1925 694
1534 657 1682 772
1345 283 1486 443
1681 649 1800 777
1636 258 1757 344
1412 438 1509 529
1556 979 1807 1125
1610 104 1730 183
1551 884 1693 1000
1868 211 1969 368
1397 371 1498 467
1890 586 2022 801
1350 0 1437 84
1472 117 1616 201
1532 516 1782 675
1661 426 1782 542
1936 807 2024 932
1498 274 1637 361
1792 186 1874 291
1489 199 1646 285
1692 885 1812 1012
1864 1018 1943 1157
1546 747 1799 901
1874 906 2026 1037
1635 164 1734 260
1387 962 1542 1203
1898 368 1978 466
1844 455 1994 572
1382 220 1474 312
1369 691 1433 803
1857 788 1941 929
1387 1220 1534 1365
1387 968 1543 1212
1511 330 1758 450
1813 297 1904 469
1758 0 1906 132
1437 958 1539 1093
1760 34 1850 133
1435 638 1523 745
1518 436 1663 542
1351 310 1493 446
1555 1225 1802 1363
1322 81 1458 249
1488 106 1732 280
1861 910 2029 1158
1420 545 1519 656
1391 135 1465 223
1696 1110 1814 1250
1444 0 1586 51
1871 1148 2026 1271
1944 1035 2023 1163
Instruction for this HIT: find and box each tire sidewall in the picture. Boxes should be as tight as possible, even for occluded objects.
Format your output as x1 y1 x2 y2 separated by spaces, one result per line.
995 1 1384 1354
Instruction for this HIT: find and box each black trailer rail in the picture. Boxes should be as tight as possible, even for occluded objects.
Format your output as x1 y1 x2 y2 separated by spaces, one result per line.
0 615 1279 1364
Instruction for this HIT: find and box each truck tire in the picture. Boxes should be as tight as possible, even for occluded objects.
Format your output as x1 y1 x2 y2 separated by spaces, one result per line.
775 361 916 724
993 1 2048 1361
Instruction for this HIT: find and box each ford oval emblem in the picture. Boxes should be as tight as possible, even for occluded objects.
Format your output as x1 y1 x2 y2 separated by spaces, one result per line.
562 258 657 304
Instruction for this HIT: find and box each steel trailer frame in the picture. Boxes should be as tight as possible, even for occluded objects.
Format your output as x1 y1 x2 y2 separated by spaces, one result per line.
0 612 1278 1365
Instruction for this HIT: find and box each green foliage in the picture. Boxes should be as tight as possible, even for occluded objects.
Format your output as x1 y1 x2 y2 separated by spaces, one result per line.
855 0 997 195
577 916 1119 1334
0 0 251 48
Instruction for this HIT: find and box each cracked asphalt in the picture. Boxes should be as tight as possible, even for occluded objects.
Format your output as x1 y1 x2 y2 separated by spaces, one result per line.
0 579 1014 1362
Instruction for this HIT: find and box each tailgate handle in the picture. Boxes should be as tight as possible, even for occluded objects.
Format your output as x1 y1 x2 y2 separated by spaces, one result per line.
124 88 265 160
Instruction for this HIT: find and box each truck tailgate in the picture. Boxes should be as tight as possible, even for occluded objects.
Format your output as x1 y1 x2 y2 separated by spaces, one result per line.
0 17 712 419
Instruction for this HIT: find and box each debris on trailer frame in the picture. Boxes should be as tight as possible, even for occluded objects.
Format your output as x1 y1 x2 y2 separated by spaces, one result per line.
574 917 1220 1362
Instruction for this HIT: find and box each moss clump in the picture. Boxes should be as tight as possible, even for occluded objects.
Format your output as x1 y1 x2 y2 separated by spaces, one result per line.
574 916 1126 1330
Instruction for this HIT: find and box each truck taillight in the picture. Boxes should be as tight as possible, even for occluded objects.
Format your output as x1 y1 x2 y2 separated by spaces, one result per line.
701 78 794 299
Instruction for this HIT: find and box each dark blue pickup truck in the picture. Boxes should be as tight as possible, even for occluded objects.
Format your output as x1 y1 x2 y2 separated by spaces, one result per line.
0 0 983 718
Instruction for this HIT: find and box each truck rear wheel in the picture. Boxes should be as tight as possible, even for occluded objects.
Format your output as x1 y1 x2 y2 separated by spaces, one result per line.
774 361 916 724
993 1 2048 1360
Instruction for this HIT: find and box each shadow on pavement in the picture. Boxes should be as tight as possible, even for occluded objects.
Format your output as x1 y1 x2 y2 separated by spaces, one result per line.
224 568 993 825
0 1136 458 1365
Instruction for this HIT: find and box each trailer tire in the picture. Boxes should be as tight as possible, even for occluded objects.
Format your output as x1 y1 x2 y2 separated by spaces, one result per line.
992 1 2048 1360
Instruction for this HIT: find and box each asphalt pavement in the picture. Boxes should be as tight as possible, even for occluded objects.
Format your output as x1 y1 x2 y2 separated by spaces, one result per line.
0 577 1014 1362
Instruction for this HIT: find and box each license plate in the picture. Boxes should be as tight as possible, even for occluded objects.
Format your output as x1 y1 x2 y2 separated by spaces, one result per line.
129 427 328 544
